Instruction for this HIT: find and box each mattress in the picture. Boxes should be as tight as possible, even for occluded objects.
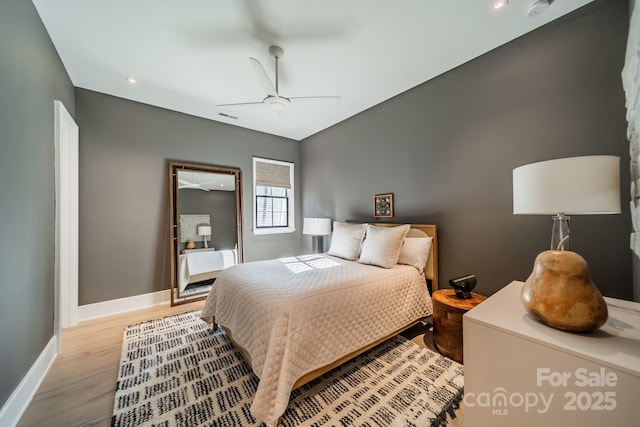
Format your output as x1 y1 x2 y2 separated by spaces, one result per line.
200 253 432 426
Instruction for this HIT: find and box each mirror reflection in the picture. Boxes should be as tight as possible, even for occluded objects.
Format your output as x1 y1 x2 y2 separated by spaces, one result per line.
169 162 244 305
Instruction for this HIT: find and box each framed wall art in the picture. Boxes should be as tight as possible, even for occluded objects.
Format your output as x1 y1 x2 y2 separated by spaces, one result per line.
373 193 394 218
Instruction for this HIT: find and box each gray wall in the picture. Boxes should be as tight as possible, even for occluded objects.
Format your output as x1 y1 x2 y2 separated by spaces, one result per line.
0 0 75 408
75 89 301 304
179 188 237 251
301 0 633 299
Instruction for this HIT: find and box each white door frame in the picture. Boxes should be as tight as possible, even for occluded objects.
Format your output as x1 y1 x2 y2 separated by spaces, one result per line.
54 100 79 352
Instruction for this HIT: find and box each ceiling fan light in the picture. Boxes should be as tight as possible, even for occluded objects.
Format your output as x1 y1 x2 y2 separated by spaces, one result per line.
270 102 285 111
265 95 290 111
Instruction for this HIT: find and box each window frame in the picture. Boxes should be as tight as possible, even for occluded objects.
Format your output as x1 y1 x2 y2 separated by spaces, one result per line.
252 157 295 235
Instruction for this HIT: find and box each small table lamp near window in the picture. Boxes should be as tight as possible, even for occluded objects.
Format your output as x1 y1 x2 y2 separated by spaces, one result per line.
513 155 621 250
303 218 332 254
197 225 212 249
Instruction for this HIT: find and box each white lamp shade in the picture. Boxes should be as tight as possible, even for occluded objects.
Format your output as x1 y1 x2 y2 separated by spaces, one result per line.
197 225 211 236
303 218 332 235
513 156 621 215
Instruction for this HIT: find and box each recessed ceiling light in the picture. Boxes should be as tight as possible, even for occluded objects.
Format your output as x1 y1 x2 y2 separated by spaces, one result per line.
492 0 508 10
127 77 137 84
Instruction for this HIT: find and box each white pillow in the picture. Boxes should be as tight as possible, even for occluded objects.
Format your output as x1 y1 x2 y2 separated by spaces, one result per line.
398 236 433 273
358 224 410 268
327 222 367 260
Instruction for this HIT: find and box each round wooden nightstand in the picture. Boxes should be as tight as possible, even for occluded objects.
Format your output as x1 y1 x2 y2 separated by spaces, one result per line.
432 289 487 364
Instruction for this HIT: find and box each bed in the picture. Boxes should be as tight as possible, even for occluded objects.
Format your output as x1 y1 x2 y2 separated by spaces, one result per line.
178 248 238 292
200 223 438 426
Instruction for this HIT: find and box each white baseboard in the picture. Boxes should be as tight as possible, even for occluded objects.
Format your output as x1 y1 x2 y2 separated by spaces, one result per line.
0 336 58 427
78 290 171 322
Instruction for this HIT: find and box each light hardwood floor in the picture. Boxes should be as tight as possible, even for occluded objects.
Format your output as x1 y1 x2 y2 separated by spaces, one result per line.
18 303 463 427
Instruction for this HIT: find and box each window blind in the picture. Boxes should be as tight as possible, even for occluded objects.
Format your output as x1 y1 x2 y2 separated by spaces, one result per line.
255 159 292 189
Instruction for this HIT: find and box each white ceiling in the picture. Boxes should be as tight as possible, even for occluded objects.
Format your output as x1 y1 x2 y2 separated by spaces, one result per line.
33 0 594 141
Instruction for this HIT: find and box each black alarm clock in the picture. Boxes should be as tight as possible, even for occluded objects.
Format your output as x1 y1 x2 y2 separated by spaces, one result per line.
449 274 477 299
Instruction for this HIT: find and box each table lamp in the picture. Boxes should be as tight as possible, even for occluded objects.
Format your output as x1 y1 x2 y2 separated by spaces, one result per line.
513 155 621 250
303 218 332 254
512 155 621 332
197 225 212 249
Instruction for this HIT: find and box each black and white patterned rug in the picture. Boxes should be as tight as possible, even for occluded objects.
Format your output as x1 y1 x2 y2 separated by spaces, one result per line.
111 310 463 427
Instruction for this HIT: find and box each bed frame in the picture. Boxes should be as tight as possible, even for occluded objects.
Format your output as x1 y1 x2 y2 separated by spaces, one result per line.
223 223 438 400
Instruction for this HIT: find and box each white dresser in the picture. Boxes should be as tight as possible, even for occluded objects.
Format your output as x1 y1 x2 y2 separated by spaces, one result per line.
463 281 640 427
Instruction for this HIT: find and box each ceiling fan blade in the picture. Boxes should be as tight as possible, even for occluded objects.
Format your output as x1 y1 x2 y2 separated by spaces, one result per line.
179 183 199 189
250 57 277 97
288 96 341 102
178 177 211 191
289 96 341 107
217 101 264 107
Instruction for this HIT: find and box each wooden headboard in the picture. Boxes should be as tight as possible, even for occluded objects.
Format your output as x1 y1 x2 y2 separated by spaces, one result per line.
368 223 439 292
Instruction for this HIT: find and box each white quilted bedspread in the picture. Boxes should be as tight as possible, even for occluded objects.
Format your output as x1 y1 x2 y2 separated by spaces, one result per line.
178 249 237 291
200 254 433 426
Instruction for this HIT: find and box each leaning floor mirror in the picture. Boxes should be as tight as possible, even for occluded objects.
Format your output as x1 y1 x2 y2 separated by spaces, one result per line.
169 161 244 305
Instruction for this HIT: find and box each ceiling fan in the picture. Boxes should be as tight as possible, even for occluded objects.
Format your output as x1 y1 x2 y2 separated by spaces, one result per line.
178 178 210 191
217 45 340 127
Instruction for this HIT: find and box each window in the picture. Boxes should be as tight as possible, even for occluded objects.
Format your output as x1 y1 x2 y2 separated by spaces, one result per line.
253 157 295 234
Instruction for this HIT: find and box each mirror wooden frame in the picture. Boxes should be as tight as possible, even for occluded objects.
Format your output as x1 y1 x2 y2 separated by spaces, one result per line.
169 161 244 306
